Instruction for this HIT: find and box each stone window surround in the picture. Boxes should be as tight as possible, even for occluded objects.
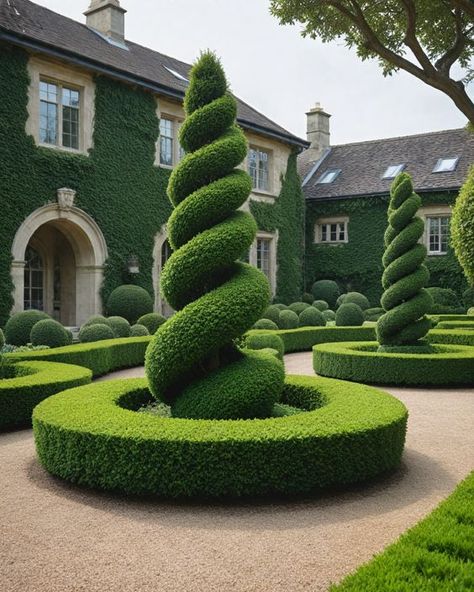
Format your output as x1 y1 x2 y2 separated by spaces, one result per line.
419 204 452 256
314 216 349 244
26 56 95 155
155 97 184 168
249 230 278 296
247 145 272 194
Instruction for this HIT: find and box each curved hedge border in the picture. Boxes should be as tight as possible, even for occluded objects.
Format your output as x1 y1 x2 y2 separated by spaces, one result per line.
428 329 474 347
313 341 474 386
1 361 91 431
6 336 151 377
331 470 474 591
33 374 407 498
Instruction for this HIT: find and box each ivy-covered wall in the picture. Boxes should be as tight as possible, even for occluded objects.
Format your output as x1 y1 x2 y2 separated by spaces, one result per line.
0 43 304 326
305 191 467 306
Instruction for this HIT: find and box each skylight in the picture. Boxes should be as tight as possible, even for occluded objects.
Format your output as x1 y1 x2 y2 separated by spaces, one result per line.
317 169 341 184
383 164 405 179
163 66 189 83
433 157 459 173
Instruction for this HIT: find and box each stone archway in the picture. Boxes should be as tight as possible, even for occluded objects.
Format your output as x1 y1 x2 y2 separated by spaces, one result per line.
152 225 174 317
11 199 108 326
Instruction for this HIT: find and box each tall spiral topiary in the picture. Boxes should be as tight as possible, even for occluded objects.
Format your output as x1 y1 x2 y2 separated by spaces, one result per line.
451 164 474 287
145 52 284 419
376 173 433 349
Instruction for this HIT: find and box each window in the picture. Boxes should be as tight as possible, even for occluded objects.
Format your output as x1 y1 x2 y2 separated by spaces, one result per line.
427 216 450 254
383 164 405 179
39 80 80 149
161 239 173 270
24 247 44 311
316 169 341 184
163 66 189 83
315 218 348 244
159 117 185 166
249 232 277 294
248 148 270 191
433 157 459 173
256 238 271 280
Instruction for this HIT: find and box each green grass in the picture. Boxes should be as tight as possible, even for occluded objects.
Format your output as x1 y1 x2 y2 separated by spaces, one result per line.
331 471 474 591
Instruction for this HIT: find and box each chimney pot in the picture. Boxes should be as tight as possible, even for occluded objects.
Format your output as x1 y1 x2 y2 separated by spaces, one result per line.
84 0 127 45
306 103 331 158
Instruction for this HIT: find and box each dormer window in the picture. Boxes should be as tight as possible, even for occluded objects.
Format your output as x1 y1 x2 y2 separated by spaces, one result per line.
317 169 341 184
433 157 459 173
383 164 405 179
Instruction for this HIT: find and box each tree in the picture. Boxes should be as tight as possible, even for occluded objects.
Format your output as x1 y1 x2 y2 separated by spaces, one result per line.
451 164 474 286
270 0 474 123
376 173 432 349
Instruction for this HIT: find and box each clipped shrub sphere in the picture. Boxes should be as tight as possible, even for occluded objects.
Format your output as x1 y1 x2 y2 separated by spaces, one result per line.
246 332 284 360
278 309 299 329
468 307 474 316
311 280 340 308
322 309 336 322
336 294 346 309
336 303 365 326
137 312 166 334
253 318 278 330
106 316 131 338
302 292 314 304
83 315 108 327
299 307 326 327
312 300 329 311
79 323 115 343
341 292 370 310
130 324 150 337
261 305 281 324
30 319 72 348
273 303 287 310
106 285 153 324
5 310 50 346
288 302 310 315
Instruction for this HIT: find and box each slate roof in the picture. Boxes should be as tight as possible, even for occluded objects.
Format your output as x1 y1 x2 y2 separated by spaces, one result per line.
0 0 307 148
300 128 474 200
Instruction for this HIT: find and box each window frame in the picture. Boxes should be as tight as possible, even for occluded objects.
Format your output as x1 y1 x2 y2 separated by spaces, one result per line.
248 146 272 193
426 215 450 255
249 231 277 295
382 163 405 179
432 157 459 174
158 115 185 168
419 205 452 256
315 217 349 245
38 77 82 152
316 168 341 185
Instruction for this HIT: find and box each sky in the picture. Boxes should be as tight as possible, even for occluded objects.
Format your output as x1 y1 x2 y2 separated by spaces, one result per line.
33 0 472 145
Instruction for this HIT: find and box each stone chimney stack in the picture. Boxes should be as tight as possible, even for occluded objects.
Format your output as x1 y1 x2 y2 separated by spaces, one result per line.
306 103 331 158
84 0 126 45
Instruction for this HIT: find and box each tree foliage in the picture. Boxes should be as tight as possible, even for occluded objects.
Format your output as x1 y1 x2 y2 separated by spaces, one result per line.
270 0 474 123
451 164 474 286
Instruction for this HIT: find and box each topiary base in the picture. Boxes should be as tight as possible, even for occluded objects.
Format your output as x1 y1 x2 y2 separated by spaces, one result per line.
314 341 474 386
33 375 407 498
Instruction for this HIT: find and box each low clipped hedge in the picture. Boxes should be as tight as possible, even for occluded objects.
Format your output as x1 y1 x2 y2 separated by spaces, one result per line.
429 314 472 324
436 320 474 330
428 329 474 347
33 374 407 498
313 341 474 386
247 325 376 354
6 336 152 377
0 361 91 431
331 471 474 591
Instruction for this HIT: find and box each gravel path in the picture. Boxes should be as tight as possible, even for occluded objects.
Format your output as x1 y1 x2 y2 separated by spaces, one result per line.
1 353 473 592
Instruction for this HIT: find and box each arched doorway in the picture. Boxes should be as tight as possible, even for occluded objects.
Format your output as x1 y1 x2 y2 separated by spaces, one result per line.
11 203 108 327
152 226 174 317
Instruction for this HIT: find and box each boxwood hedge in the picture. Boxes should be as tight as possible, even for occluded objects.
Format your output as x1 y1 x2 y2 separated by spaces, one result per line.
313 341 474 386
428 329 474 347
1 361 91 431
331 471 474 591
6 336 151 377
33 374 407 498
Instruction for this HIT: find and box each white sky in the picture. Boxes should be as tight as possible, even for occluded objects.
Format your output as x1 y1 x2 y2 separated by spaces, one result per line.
33 0 472 145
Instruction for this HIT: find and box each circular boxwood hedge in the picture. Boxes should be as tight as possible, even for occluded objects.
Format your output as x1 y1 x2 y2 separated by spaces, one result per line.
1 361 91 431
336 303 365 326
311 280 340 308
130 324 150 337
278 309 299 329
299 307 325 327
5 310 50 346
253 318 278 330
106 285 153 324
137 312 166 334
33 374 407 497
79 323 115 343
313 341 474 386
30 319 72 348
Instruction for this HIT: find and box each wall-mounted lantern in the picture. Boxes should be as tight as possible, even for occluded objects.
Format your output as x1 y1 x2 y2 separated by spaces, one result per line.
127 254 140 275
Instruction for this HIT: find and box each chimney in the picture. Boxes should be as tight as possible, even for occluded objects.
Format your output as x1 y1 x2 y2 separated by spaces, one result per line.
306 103 331 158
84 0 126 45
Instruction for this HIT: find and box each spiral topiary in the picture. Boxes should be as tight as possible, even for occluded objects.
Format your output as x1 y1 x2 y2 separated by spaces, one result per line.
145 52 284 420
451 164 474 286
376 173 433 348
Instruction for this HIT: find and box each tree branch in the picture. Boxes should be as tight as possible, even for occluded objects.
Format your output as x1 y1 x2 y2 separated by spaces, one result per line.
400 0 437 74
436 8 470 75
451 0 474 20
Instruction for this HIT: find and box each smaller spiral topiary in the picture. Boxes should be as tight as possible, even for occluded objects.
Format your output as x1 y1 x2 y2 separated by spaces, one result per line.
5 310 50 346
30 319 72 348
106 285 153 324
299 307 325 327
107 316 131 338
130 324 150 337
137 313 166 334
254 318 278 330
376 173 432 348
79 323 115 343
336 303 364 326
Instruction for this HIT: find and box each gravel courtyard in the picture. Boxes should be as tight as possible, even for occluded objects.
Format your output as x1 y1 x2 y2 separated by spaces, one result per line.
1 352 473 592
